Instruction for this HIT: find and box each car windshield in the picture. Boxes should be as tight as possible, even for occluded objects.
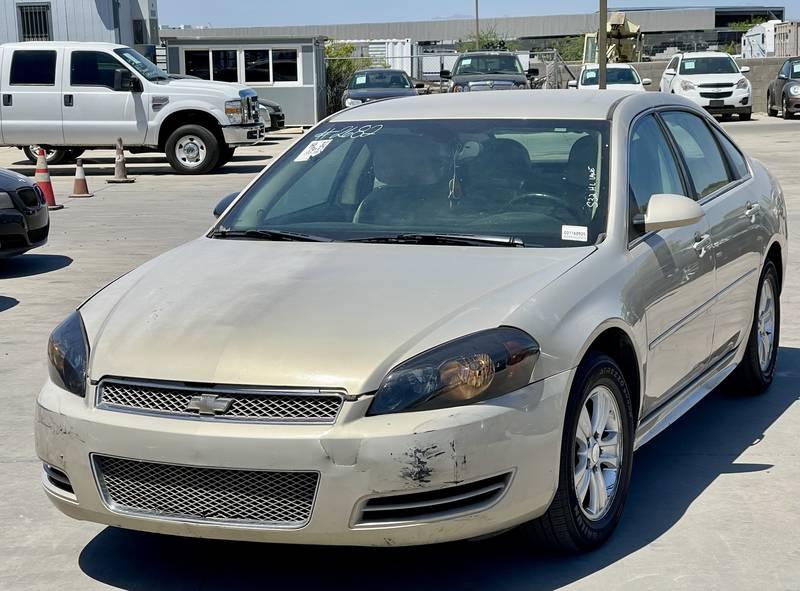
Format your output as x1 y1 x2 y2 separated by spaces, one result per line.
680 56 739 75
453 55 524 75
581 67 640 86
217 119 610 248
114 47 169 81
350 70 412 89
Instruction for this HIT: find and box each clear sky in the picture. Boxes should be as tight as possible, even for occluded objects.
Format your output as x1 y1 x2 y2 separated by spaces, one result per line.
159 0 799 27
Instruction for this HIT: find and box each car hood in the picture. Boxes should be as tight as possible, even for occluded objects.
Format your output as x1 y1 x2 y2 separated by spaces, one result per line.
82 239 594 394
156 77 254 98
346 88 418 100
0 168 34 190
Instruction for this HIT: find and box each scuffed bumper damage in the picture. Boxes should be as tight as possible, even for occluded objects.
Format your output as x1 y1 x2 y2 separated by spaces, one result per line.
35 371 571 546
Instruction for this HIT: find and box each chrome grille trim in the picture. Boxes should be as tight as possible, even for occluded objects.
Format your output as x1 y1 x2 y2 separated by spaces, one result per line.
96 378 346 424
92 454 319 528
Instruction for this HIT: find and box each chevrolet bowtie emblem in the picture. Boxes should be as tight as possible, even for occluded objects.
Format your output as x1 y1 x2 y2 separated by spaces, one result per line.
186 393 234 416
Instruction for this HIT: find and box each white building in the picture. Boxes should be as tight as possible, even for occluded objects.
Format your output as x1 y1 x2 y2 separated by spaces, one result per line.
741 19 783 58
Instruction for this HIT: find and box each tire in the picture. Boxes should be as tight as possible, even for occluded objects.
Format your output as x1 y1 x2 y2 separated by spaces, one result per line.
721 113 734 122
215 146 236 168
165 124 220 174
783 96 794 120
66 148 85 160
730 261 780 395
22 146 67 165
522 352 635 552
739 110 752 121
767 93 778 117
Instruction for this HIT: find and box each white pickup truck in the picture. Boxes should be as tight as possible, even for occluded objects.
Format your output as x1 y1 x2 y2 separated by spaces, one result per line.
0 42 265 174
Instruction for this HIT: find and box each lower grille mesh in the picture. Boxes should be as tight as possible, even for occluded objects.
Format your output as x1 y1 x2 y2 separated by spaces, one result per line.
94 455 319 527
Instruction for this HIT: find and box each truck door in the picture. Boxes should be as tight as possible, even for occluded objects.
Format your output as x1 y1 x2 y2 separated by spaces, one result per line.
62 49 148 146
0 48 65 145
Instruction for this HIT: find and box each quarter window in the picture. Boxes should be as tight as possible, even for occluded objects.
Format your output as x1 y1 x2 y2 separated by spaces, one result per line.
661 111 732 198
714 131 749 180
10 50 56 85
628 115 685 239
71 51 124 88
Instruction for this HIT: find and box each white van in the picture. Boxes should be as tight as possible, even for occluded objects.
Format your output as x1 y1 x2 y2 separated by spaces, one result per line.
0 42 265 174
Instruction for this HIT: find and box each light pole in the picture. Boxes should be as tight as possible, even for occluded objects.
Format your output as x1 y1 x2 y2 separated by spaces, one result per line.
475 0 480 50
598 0 607 89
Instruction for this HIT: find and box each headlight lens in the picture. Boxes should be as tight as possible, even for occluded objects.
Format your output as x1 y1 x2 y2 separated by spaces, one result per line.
224 100 243 124
452 83 470 92
680 80 696 91
736 77 749 90
368 327 539 415
344 98 362 107
47 311 89 397
789 85 800 96
0 191 14 209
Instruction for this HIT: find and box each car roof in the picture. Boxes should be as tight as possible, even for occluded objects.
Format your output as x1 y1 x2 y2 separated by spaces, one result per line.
679 51 734 59
0 41 125 50
582 63 636 70
332 89 638 122
353 68 407 75
458 51 514 57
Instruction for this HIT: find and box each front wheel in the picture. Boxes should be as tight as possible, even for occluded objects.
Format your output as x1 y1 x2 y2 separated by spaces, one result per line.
522 352 635 552
739 110 752 121
22 146 67 165
165 125 220 174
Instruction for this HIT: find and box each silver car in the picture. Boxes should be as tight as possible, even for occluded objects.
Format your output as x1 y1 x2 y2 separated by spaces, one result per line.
37 90 787 552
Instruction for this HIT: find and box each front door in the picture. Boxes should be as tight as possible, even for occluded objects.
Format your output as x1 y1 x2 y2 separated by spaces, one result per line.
62 49 148 146
660 56 679 92
0 48 64 145
626 114 717 416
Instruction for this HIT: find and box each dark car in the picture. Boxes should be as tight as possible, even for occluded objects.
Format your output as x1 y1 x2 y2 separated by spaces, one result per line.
767 57 800 119
258 99 286 130
441 51 534 92
342 68 422 108
0 169 49 258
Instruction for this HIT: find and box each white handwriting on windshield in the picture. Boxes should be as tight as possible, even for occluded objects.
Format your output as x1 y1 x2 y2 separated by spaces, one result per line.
314 125 384 140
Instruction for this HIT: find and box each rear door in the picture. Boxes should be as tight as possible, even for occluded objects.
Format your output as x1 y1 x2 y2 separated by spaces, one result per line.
62 49 147 146
0 48 64 145
660 56 679 92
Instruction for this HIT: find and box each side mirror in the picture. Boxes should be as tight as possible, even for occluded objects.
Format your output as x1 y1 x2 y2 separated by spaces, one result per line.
213 192 239 218
113 68 136 92
640 194 704 232
415 82 425 89
664 68 676 76
567 80 578 88
527 67 539 78
778 73 788 80
739 65 751 74
440 69 451 79
642 78 652 86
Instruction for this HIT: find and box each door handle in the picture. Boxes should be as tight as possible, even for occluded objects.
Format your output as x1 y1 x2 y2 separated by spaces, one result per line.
1 94 11 107
745 201 761 222
693 233 712 258
64 94 74 107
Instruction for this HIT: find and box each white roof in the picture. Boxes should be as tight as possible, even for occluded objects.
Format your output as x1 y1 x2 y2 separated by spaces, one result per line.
582 63 637 69
332 89 636 122
679 51 735 59
0 41 125 50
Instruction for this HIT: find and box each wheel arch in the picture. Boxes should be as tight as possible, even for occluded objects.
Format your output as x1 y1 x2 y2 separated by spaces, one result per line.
765 240 783 294
157 110 224 152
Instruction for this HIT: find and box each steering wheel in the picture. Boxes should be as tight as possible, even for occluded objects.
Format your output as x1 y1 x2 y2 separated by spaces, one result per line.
508 192 586 221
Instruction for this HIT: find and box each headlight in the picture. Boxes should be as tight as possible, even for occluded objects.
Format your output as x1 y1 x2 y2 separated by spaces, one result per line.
344 98 362 107
452 83 470 92
736 78 749 90
680 80 696 91
0 191 14 209
47 311 89 397
368 327 539 415
789 85 800 96
224 100 243 124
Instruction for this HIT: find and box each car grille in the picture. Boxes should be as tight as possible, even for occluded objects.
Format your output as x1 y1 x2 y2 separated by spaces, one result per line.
93 455 319 527
97 380 345 424
698 83 734 88
701 91 733 98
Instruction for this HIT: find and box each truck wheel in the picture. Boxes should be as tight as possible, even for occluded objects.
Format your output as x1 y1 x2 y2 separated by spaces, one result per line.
23 146 67 165
216 146 236 168
165 125 220 174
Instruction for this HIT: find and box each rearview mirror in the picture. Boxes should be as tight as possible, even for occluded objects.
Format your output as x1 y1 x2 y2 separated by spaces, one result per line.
213 192 239 218
567 80 578 89
440 69 451 79
739 65 751 74
113 68 138 92
642 78 652 86
664 68 676 76
640 194 704 232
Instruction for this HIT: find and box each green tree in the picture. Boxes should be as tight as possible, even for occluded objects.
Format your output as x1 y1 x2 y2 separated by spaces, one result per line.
456 26 520 52
325 42 371 115
550 36 585 62
728 18 767 32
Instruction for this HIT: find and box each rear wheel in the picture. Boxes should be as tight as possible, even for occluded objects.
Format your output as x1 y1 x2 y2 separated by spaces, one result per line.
23 146 67 165
165 125 220 174
522 352 635 552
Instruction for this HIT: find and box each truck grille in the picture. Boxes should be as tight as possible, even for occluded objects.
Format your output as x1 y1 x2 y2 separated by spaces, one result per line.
93 455 319 527
97 379 344 424
243 96 259 123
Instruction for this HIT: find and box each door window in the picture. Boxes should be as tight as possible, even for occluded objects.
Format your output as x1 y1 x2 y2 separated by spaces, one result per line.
70 51 125 88
628 115 685 240
10 50 56 85
661 111 732 199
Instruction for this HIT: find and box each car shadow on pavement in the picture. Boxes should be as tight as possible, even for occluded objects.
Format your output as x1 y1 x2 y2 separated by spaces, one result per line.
0 254 72 279
77 346 800 591
0 295 19 312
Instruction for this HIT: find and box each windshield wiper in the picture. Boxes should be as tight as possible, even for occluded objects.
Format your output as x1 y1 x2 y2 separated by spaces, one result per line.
348 233 525 247
211 228 332 242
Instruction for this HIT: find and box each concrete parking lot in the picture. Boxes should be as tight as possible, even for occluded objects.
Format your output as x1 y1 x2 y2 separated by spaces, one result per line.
1 118 799 591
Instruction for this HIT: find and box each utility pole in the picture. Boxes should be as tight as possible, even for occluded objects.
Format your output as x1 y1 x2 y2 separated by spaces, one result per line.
598 0 607 89
475 0 480 50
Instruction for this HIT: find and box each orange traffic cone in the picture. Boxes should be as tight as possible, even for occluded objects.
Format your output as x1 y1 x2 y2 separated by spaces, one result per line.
34 148 63 210
68 158 94 198
107 137 135 184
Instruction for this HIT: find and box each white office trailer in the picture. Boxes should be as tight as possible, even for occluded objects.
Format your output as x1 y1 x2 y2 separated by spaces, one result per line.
741 20 783 58
161 30 327 127
0 0 159 57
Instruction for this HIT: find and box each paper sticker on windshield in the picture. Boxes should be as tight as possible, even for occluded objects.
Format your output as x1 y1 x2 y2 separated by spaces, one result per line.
585 70 597 79
461 58 472 66
355 75 367 85
683 60 695 70
793 63 800 74
294 140 332 162
562 225 589 242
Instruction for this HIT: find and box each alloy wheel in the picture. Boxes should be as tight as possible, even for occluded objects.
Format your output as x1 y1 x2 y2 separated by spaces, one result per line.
757 278 776 373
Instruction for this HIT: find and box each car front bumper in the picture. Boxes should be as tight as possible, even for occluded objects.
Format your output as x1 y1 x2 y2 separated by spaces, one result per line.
678 87 752 114
0 206 49 257
222 123 266 146
785 95 800 114
35 371 572 546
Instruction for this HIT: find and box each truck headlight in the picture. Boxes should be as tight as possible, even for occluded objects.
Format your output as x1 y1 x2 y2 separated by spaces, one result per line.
368 327 539 415
452 83 470 92
47 311 89 397
736 78 750 90
680 80 696 92
789 85 800 96
225 100 243 124
0 191 14 209
344 98 362 107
